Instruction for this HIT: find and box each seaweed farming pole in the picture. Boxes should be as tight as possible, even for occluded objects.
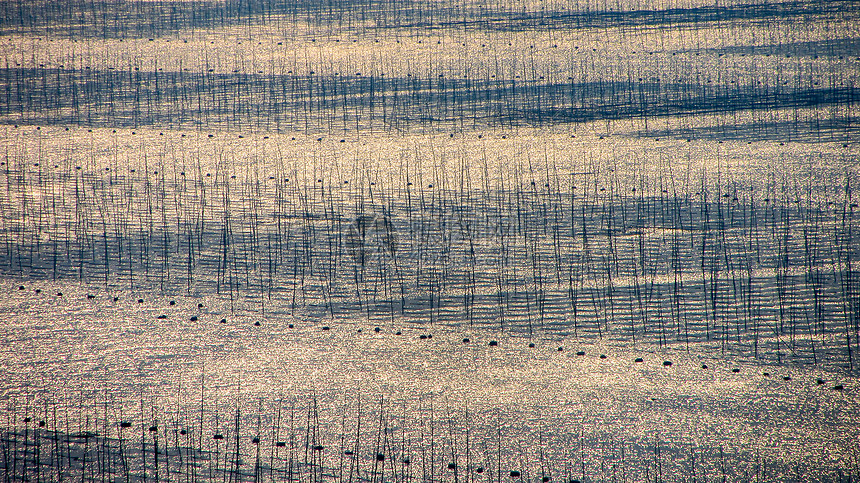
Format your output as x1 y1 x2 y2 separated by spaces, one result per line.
841 176 855 370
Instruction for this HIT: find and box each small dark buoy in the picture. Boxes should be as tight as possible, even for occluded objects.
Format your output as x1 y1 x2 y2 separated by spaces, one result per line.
731 368 740 373
463 338 470 343
448 463 457 470
213 434 224 440
169 300 175 305
576 351 585 356
488 340 498 346
635 357 643 362
374 327 381 332
190 316 198 321
663 361 672 366
120 422 132 428
832 384 844 391
276 441 286 447
376 453 385 461
254 321 261 326
322 326 330 330
816 378 825 385
149 426 157 432
510 471 521 478
783 376 791 381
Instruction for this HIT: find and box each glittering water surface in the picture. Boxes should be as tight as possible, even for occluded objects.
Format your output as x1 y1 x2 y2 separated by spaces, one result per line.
1 0 859 480
1 273 857 481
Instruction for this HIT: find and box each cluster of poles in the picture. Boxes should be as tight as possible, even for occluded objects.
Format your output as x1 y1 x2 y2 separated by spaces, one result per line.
2 391 855 483
1 130 857 368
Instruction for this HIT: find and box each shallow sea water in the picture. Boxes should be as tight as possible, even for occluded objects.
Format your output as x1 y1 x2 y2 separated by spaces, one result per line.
1 0 859 480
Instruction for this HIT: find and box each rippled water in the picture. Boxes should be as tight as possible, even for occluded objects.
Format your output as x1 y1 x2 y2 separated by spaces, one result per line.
1 272 857 481
1 0 859 480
